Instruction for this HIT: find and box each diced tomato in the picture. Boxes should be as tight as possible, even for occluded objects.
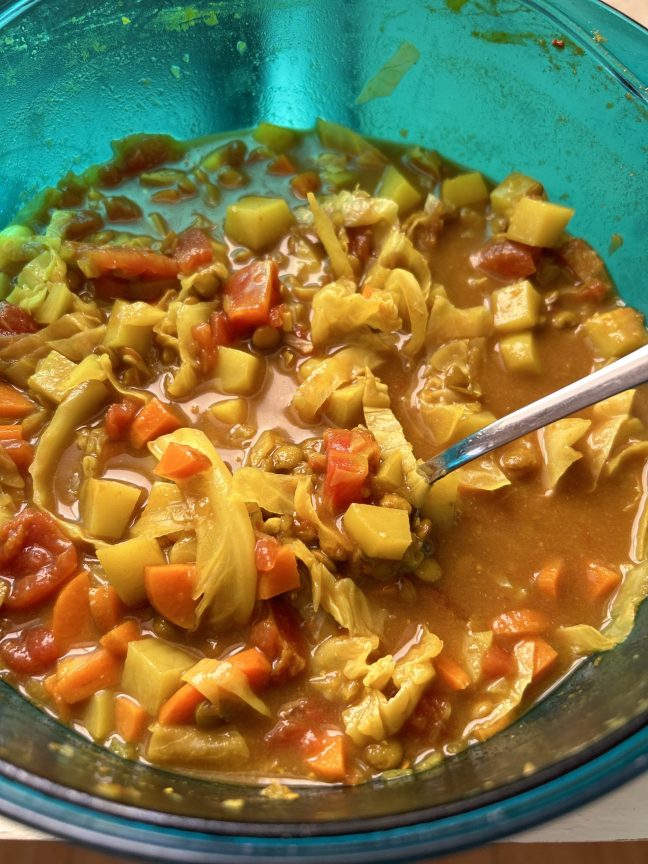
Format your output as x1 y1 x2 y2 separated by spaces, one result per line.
75 245 180 280
0 626 60 674
324 427 380 468
255 537 300 600
92 276 130 301
98 134 184 186
0 302 39 335
491 608 551 639
267 155 296 176
105 399 140 441
470 239 539 281
560 238 607 283
250 599 306 684
575 279 609 304
192 311 234 375
223 260 280 331
481 643 514 680
104 196 143 223
0 509 78 611
264 698 332 750
404 691 451 738
347 227 373 267
0 439 34 472
322 427 380 510
291 171 321 200
174 228 214 274
64 209 104 240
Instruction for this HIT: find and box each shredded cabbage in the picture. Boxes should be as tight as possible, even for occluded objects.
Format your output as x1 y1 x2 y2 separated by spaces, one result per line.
165 301 213 398
458 459 511 492
540 418 591 489
293 476 351 553
384 268 428 356
183 657 270 717
147 724 249 767
307 192 353 280
229 467 302 515
130 481 191 538
310 278 400 348
298 189 398 229
426 294 492 348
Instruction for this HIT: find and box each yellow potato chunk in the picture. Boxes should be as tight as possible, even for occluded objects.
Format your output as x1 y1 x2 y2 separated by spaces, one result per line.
584 307 647 359
104 299 165 355
81 478 142 540
506 197 574 248
122 638 196 716
324 381 365 427
441 172 489 208
343 503 412 560
421 473 461 528
208 397 248 424
376 164 422 215
490 172 544 217
82 690 115 741
492 280 542 333
218 346 266 395
225 196 294 250
374 451 404 493
499 331 541 374
34 282 74 325
27 351 76 403
97 535 165 606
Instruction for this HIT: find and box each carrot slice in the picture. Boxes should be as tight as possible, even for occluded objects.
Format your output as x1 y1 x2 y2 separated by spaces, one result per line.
56 649 122 704
481 643 514 680
129 398 182 449
535 559 562 601
491 608 551 638
144 564 197 629
435 654 471 691
115 694 149 743
227 647 272 690
584 561 622 602
89 583 125 634
51 571 95 652
528 637 559 681
256 542 300 601
158 683 204 725
0 383 33 419
154 442 212 480
100 619 142 658
307 736 346 782
0 425 22 441
43 674 71 722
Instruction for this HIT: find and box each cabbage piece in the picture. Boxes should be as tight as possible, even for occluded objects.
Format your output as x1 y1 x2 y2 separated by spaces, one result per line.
292 344 385 423
0 449 24 492
166 301 213 398
183 657 270 717
310 635 378 702
0 225 35 270
228 467 302 515
130 481 192 538
421 402 495 447
298 190 398 229
426 294 493 348
372 229 432 297
289 539 382 637
540 418 591 489
0 491 15 526
557 561 648 656
605 440 648 476
585 389 637 483
177 258 229 302
342 627 443 745
457 459 511 492
362 372 427 506
7 248 70 320
306 192 354 280
149 429 256 630
293 476 351 554
310 278 400 348
463 630 494 683
464 640 535 742
355 41 420 105
384 268 428 356
147 724 249 767
316 118 388 169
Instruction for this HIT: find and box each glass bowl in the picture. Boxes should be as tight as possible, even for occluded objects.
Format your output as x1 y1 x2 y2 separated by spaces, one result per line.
0 0 647 860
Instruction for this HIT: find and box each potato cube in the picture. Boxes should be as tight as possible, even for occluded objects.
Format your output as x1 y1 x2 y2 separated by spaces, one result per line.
82 690 115 741
343 503 412 560
376 164 422 215
374 451 404 493
492 280 542 333
490 172 544 217
104 299 165 355
27 351 76 403
225 196 294 250
62 355 108 392
324 381 365 427
208 397 248 425
506 197 574 248
97 535 165 606
34 282 74 325
584 307 647 359
218 346 265 395
499 332 541 374
81 478 142 540
420 473 461 528
122 638 195 716
441 172 489 209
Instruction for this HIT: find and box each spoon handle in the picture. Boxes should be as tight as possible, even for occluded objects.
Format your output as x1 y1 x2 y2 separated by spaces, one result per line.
420 343 648 484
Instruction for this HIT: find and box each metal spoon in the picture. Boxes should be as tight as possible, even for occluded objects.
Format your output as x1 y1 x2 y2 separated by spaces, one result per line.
420 343 648 484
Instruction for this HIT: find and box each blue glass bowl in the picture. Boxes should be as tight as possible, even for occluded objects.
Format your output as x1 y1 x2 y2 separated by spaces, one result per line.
0 0 647 860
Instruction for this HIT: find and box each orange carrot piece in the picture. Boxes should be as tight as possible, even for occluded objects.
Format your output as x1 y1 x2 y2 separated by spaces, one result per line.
257 545 300 600
227 647 272 690
43 674 71 722
307 736 346 782
0 424 22 440
100 619 142 658
144 563 197 629
535 559 563 601
51 571 96 652
267 154 296 176
481 643 514 680
435 654 471 692
89 583 125 634
56 648 122 704
0 383 33 419
491 608 550 639
528 637 559 681
585 561 622 602
0 439 34 472
158 683 204 725
129 398 182 449
115 694 149 743
154 442 212 480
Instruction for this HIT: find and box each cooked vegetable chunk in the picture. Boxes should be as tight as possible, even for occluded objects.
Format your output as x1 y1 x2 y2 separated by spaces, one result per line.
498 331 541 374
97 536 166 606
122 638 196 715
218 346 266 395
506 197 574 248
343 503 411 560
81 478 142 540
441 172 488 208
225 196 294 250
492 280 542 332
490 172 544 216
584 307 647 358
376 165 422 215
